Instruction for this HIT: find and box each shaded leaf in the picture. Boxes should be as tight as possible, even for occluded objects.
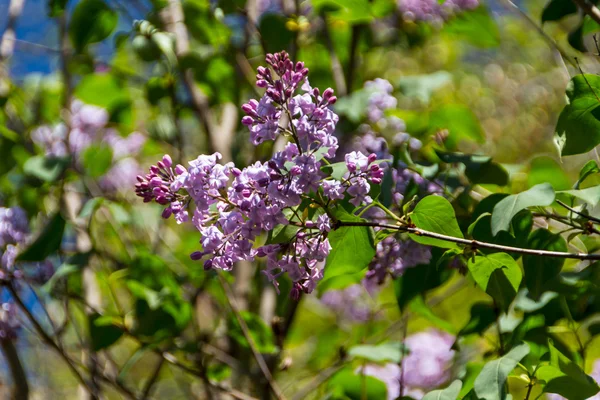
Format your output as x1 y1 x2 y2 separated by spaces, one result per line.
491 183 555 236
467 253 522 312
17 213 66 262
473 343 530 400
69 0 118 52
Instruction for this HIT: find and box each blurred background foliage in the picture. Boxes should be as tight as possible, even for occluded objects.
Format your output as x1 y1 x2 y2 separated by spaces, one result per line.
1 0 600 399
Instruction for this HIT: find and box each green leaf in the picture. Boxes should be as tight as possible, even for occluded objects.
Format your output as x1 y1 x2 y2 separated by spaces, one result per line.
435 150 508 186
328 368 388 400
473 343 530 400
541 0 577 22
557 186 600 207
410 195 464 249
428 104 485 149
23 156 70 182
89 313 124 351
81 144 113 178
468 213 517 256
574 160 599 189
467 253 522 312
537 342 600 400
258 14 294 54
491 183 555 236
48 0 68 16
527 156 570 190
395 247 452 310
458 302 497 337
442 6 500 48
323 209 376 282
17 213 66 262
348 342 404 363
523 229 567 301
555 74 600 156
74 74 127 110
229 311 277 354
43 253 89 293
423 380 463 400
69 0 118 52
410 295 455 333
312 0 374 24
397 71 452 104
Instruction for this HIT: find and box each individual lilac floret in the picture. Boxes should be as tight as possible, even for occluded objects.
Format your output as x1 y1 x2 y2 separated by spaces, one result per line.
0 303 19 340
366 237 432 284
0 207 29 248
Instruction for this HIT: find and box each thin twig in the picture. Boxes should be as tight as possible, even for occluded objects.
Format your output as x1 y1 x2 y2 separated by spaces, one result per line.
5 284 93 392
140 357 164 400
556 199 600 224
498 0 576 68
321 15 347 96
0 339 29 400
290 362 345 400
217 273 287 400
336 221 600 260
572 0 600 25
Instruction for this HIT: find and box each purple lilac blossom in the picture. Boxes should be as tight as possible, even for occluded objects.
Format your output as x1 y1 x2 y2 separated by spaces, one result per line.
360 330 456 400
32 100 146 192
0 207 29 248
320 283 372 322
398 0 479 24
136 52 384 297
366 237 432 284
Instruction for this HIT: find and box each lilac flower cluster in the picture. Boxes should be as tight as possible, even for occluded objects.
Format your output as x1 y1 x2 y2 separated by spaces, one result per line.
367 237 432 283
32 100 146 192
360 330 456 400
136 51 384 296
398 0 479 25
320 283 373 322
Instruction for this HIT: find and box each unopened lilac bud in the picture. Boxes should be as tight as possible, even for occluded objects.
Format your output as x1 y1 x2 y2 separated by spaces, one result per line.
368 153 377 163
289 166 302 176
190 251 204 260
231 167 242 177
347 162 357 173
162 207 173 219
285 87 293 98
241 103 255 114
328 96 337 104
162 154 172 167
242 116 254 125
371 177 382 184
175 164 186 175
136 175 145 182
312 87 320 97
323 88 334 100
203 259 213 270
295 61 304 72
257 66 268 76
150 165 160 174
305 221 316 228
257 80 268 88
150 177 163 187
157 161 165 169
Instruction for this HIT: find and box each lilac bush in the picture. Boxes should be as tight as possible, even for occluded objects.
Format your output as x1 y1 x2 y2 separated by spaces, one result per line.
136 51 385 297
